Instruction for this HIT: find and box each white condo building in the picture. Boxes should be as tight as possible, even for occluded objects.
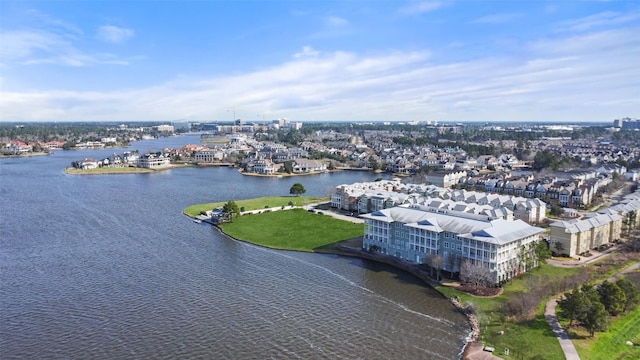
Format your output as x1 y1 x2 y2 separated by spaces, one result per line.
361 206 545 284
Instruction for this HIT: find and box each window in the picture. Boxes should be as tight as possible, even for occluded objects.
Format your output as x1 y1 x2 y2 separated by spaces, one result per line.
444 242 449 248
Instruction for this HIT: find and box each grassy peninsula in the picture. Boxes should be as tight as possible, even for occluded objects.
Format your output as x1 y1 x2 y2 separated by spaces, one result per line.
65 167 155 174
185 196 360 251
183 196 326 218
220 209 363 251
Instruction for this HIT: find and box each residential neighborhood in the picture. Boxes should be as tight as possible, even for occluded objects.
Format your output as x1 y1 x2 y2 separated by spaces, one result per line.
2 119 640 360
330 178 640 284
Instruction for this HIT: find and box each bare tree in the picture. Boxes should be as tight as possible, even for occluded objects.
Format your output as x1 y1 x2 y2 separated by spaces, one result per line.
429 254 444 281
460 260 494 289
507 258 521 283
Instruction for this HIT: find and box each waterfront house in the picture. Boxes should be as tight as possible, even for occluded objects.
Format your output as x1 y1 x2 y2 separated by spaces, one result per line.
122 151 140 165
138 153 170 168
42 141 65 150
2 141 33 155
292 159 326 173
77 158 99 169
246 159 279 174
195 149 225 163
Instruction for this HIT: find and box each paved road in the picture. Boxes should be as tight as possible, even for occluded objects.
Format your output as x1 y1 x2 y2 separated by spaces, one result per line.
303 203 365 223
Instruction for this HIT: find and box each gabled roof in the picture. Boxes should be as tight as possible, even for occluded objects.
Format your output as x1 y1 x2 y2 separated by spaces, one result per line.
549 213 622 233
361 206 543 245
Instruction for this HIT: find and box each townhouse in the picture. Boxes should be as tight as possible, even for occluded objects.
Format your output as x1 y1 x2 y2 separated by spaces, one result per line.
332 180 547 224
549 213 623 257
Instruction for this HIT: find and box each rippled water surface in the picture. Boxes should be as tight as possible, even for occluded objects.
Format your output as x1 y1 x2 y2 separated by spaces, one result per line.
1 134 469 359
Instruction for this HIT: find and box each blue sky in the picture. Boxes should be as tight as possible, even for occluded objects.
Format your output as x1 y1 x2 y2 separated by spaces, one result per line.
0 1 638 123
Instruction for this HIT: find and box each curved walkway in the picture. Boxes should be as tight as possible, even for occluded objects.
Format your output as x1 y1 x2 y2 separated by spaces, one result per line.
544 298 581 359
545 256 640 360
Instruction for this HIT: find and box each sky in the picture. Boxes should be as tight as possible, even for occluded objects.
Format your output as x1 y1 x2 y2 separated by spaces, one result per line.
0 1 638 123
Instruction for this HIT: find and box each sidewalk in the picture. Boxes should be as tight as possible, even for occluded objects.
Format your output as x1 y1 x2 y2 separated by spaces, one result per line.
546 244 620 268
544 298 581 360
545 253 640 360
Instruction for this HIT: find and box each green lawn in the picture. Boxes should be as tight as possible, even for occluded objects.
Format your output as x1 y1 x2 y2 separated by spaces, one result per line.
65 167 155 174
437 264 582 360
573 306 640 360
436 258 640 360
183 196 327 217
219 208 363 252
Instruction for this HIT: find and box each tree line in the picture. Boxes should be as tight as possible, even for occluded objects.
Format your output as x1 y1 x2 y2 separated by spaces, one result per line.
558 277 640 337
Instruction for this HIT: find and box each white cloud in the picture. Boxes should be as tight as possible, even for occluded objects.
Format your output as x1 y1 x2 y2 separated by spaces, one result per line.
1 11 136 68
398 2 443 15
0 29 132 67
27 9 84 37
0 30 61 61
294 46 320 58
556 11 640 32
309 14 352 39
326 16 348 27
96 25 134 43
471 13 521 24
1 27 638 122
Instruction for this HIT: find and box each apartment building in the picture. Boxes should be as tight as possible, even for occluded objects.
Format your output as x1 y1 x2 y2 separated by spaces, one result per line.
361 206 545 284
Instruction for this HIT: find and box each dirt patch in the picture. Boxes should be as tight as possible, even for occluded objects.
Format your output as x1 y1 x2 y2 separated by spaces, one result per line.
457 285 503 297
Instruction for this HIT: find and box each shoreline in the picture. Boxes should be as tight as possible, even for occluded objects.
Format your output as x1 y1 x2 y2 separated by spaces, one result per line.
202 217 481 358
64 163 187 174
1 152 50 158
323 241 481 359
238 169 344 177
63 162 238 175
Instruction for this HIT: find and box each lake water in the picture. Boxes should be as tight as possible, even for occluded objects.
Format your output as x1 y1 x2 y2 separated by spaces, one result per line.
0 134 469 359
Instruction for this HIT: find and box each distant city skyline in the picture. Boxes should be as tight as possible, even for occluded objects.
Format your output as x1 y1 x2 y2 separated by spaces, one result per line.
0 1 638 123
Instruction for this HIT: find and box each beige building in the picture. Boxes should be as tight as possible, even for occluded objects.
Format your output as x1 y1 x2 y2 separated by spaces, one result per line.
425 170 467 188
549 213 623 257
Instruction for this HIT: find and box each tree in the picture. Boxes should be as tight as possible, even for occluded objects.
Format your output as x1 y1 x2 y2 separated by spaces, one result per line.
283 160 294 174
616 278 640 312
289 183 306 196
582 284 609 337
222 201 240 222
583 300 609 337
428 253 444 281
460 260 493 289
549 203 564 217
519 244 534 272
534 240 552 266
598 280 626 315
558 287 589 327
368 157 380 171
